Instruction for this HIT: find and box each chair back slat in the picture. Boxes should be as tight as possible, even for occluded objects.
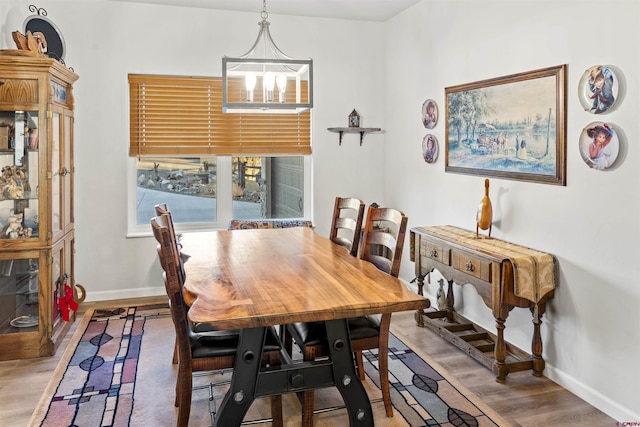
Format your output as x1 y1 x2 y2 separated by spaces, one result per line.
360 205 408 277
154 204 187 284
329 197 365 257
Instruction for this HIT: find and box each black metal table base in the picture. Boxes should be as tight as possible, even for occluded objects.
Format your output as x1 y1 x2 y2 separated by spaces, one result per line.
214 319 374 427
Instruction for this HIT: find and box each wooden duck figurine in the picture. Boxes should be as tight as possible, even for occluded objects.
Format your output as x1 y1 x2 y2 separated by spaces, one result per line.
476 178 493 238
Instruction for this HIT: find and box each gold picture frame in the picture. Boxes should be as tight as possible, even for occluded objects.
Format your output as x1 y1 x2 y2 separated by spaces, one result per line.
445 65 567 185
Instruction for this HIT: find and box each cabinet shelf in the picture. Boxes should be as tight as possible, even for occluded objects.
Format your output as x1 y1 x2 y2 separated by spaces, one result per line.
327 127 382 146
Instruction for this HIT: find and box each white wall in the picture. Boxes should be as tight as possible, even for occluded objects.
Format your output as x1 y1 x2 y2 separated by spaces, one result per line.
0 0 638 422
385 0 639 422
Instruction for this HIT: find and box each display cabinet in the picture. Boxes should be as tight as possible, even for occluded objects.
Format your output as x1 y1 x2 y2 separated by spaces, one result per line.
0 53 78 360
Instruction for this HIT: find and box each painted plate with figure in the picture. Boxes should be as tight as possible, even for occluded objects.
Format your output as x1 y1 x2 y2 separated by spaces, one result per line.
578 121 619 170
421 99 438 129
422 134 438 164
578 65 619 114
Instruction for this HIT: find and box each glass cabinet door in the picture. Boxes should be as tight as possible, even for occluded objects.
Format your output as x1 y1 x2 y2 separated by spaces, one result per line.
63 113 73 233
51 110 62 240
0 110 40 242
0 253 40 334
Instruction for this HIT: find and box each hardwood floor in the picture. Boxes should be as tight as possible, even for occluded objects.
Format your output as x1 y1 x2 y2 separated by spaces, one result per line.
0 297 616 427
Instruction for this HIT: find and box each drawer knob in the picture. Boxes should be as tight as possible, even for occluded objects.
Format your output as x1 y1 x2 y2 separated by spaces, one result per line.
465 262 474 271
430 249 438 257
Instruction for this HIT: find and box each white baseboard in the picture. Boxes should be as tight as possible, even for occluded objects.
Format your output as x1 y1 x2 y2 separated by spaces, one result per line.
545 364 637 422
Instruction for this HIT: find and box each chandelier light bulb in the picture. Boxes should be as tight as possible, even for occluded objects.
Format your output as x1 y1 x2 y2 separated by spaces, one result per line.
263 72 276 102
245 73 257 102
276 74 287 103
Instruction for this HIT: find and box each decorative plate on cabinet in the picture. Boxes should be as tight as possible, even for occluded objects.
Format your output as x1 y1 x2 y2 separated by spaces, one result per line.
578 121 619 170
578 65 619 114
23 6 66 61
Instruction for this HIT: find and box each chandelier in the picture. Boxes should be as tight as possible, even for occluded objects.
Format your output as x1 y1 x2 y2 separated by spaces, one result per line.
222 0 313 114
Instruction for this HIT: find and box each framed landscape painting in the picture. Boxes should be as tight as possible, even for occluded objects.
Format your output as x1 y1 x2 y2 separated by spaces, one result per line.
445 65 567 185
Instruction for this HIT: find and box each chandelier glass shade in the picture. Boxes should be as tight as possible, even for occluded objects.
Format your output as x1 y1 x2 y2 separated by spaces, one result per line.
222 2 313 114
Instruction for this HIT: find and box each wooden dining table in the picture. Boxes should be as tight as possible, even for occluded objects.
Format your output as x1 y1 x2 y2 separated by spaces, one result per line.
181 227 430 426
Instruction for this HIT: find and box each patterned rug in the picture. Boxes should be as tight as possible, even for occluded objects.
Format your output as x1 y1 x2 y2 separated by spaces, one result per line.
28 305 509 427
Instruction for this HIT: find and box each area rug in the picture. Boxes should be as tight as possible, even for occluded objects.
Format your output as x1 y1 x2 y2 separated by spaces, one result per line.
28 305 509 427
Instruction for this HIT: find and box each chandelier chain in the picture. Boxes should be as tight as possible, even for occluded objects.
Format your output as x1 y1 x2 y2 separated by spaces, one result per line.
261 0 268 21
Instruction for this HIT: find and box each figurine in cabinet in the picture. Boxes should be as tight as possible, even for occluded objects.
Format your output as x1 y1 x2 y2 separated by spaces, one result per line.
5 213 23 238
0 165 25 200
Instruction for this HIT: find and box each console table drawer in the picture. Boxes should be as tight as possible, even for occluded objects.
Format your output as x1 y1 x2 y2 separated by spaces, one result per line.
420 240 449 264
451 251 492 282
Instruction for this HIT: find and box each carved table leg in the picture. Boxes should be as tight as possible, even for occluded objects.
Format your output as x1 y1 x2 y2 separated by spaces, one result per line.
531 302 546 377
491 300 510 383
492 316 508 383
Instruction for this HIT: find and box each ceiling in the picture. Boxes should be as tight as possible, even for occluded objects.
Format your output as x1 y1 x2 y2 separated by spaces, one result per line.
110 0 422 22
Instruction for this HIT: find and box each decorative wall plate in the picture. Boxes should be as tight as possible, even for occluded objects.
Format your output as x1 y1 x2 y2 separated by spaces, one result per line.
421 99 438 129
578 65 619 114
23 6 65 61
422 134 438 163
578 121 619 170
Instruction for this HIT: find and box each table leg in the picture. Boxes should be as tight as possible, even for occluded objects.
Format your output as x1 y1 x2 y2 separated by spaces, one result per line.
492 316 508 383
324 319 374 426
214 327 266 427
531 303 546 377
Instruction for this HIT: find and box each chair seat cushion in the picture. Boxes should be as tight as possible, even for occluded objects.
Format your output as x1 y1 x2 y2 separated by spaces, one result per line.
348 315 381 340
287 315 381 350
190 325 281 359
332 236 352 250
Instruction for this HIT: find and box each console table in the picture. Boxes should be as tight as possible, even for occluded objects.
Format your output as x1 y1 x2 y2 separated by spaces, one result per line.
410 225 558 382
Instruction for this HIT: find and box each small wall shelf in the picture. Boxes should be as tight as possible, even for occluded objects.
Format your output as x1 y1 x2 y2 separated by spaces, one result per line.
327 127 382 146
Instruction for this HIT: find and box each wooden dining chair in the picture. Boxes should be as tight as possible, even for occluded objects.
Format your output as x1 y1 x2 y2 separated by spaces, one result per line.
350 205 408 413
286 205 408 426
151 215 283 427
154 204 192 364
329 197 365 256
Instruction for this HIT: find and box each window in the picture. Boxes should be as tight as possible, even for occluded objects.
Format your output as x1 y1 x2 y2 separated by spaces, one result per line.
128 75 311 235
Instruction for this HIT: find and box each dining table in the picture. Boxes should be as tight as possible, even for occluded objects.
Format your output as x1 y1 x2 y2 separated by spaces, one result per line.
181 226 430 427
